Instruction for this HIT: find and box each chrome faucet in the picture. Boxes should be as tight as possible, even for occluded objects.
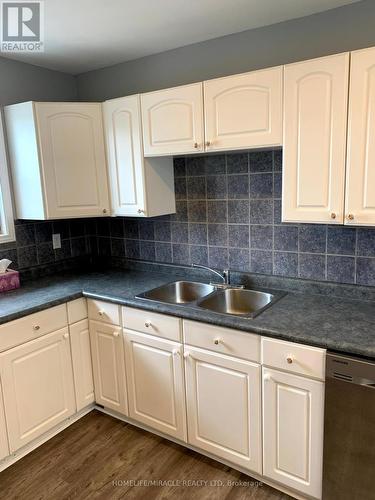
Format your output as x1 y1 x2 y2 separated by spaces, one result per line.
191 263 230 285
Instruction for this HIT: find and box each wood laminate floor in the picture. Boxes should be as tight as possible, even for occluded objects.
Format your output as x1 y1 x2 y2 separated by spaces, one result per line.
0 410 291 500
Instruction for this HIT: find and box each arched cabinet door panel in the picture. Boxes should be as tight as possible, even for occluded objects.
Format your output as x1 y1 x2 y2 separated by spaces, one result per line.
345 46 375 226
35 103 110 218
282 53 349 223
204 67 283 151
141 83 204 156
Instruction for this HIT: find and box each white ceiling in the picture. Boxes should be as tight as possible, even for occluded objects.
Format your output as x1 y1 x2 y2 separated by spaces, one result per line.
1 0 360 74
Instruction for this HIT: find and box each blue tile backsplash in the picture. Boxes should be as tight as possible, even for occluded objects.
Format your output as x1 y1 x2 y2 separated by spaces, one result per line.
2 148 375 287
106 149 375 287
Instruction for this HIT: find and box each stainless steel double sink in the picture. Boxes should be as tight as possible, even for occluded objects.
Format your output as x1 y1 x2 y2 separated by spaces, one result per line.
136 281 285 319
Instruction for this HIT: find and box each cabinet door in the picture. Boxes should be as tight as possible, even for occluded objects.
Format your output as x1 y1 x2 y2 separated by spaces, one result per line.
263 368 324 499
185 346 261 474
103 95 146 216
283 53 349 223
0 328 76 452
70 319 94 411
0 381 9 460
345 47 375 226
124 330 186 441
141 83 204 156
204 67 282 151
89 321 128 415
35 102 110 218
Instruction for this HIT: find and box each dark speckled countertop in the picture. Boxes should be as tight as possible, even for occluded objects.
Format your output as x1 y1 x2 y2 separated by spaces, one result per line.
0 268 374 360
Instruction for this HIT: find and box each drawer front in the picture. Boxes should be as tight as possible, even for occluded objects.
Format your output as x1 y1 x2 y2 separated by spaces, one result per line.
262 337 326 380
67 298 87 324
0 304 68 352
183 320 260 362
88 299 120 325
122 307 181 341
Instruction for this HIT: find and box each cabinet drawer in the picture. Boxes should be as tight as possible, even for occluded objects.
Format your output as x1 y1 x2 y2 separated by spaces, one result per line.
0 305 68 352
183 320 260 362
88 299 120 325
122 307 181 341
67 298 87 324
262 337 325 380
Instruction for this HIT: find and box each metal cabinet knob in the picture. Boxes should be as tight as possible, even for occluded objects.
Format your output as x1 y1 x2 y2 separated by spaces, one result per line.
264 373 271 382
172 349 180 356
286 355 293 364
63 333 69 339
137 209 145 214
331 213 336 219
33 325 40 331
214 338 222 345
183 352 190 359
103 209 108 214
347 214 354 221
113 331 119 337
194 142 199 149
205 141 211 147
98 310 104 317
145 321 151 328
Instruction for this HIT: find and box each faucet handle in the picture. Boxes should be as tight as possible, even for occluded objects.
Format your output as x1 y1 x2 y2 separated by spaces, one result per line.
223 269 230 285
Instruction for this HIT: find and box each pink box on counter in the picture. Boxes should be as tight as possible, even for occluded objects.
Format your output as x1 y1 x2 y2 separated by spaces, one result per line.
0 269 20 292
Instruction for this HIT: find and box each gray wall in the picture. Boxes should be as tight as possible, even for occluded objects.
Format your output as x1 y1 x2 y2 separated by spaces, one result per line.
77 0 375 101
0 56 77 106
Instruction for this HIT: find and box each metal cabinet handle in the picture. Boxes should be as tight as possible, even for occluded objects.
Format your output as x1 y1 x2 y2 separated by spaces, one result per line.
194 142 199 149
214 338 222 345
145 321 152 328
347 214 354 221
330 213 336 219
286 355 294 364
205 141 211 147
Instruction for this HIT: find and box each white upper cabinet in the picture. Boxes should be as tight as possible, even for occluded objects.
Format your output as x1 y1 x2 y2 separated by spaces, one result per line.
4 102 110 220
345 47 375 226
103 95 175 217
141 83 204 156
282 53 349 224
204 67 283 152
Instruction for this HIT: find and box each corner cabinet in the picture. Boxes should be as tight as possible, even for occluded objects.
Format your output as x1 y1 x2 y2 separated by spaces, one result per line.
282 53 349 224
141 83 204 156
4 102 110 220
204 66 283 152
103 95 175 217
345 46 375 226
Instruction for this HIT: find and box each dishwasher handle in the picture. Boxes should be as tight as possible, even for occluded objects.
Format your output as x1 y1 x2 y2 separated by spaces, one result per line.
326 353 375 388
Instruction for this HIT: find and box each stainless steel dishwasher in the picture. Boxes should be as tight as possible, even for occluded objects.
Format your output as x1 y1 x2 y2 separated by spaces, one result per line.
323 353 375 499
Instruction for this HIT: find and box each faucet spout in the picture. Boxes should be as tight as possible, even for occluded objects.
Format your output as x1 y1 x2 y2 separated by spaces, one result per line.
191 263 230 285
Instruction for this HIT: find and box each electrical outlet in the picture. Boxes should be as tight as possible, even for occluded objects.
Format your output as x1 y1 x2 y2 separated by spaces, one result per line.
52 233 61 249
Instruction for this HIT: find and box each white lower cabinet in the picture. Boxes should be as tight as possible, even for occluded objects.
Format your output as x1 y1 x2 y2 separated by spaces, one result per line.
70 319 95 411
124 330 187 441
0 383 9 460
184 345 262 474
89 321 128 415
262 367 324 499
0 328 76 452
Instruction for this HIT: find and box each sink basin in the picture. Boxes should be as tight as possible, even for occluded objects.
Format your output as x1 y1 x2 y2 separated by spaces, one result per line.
137 281 216 305
197 288 275 318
